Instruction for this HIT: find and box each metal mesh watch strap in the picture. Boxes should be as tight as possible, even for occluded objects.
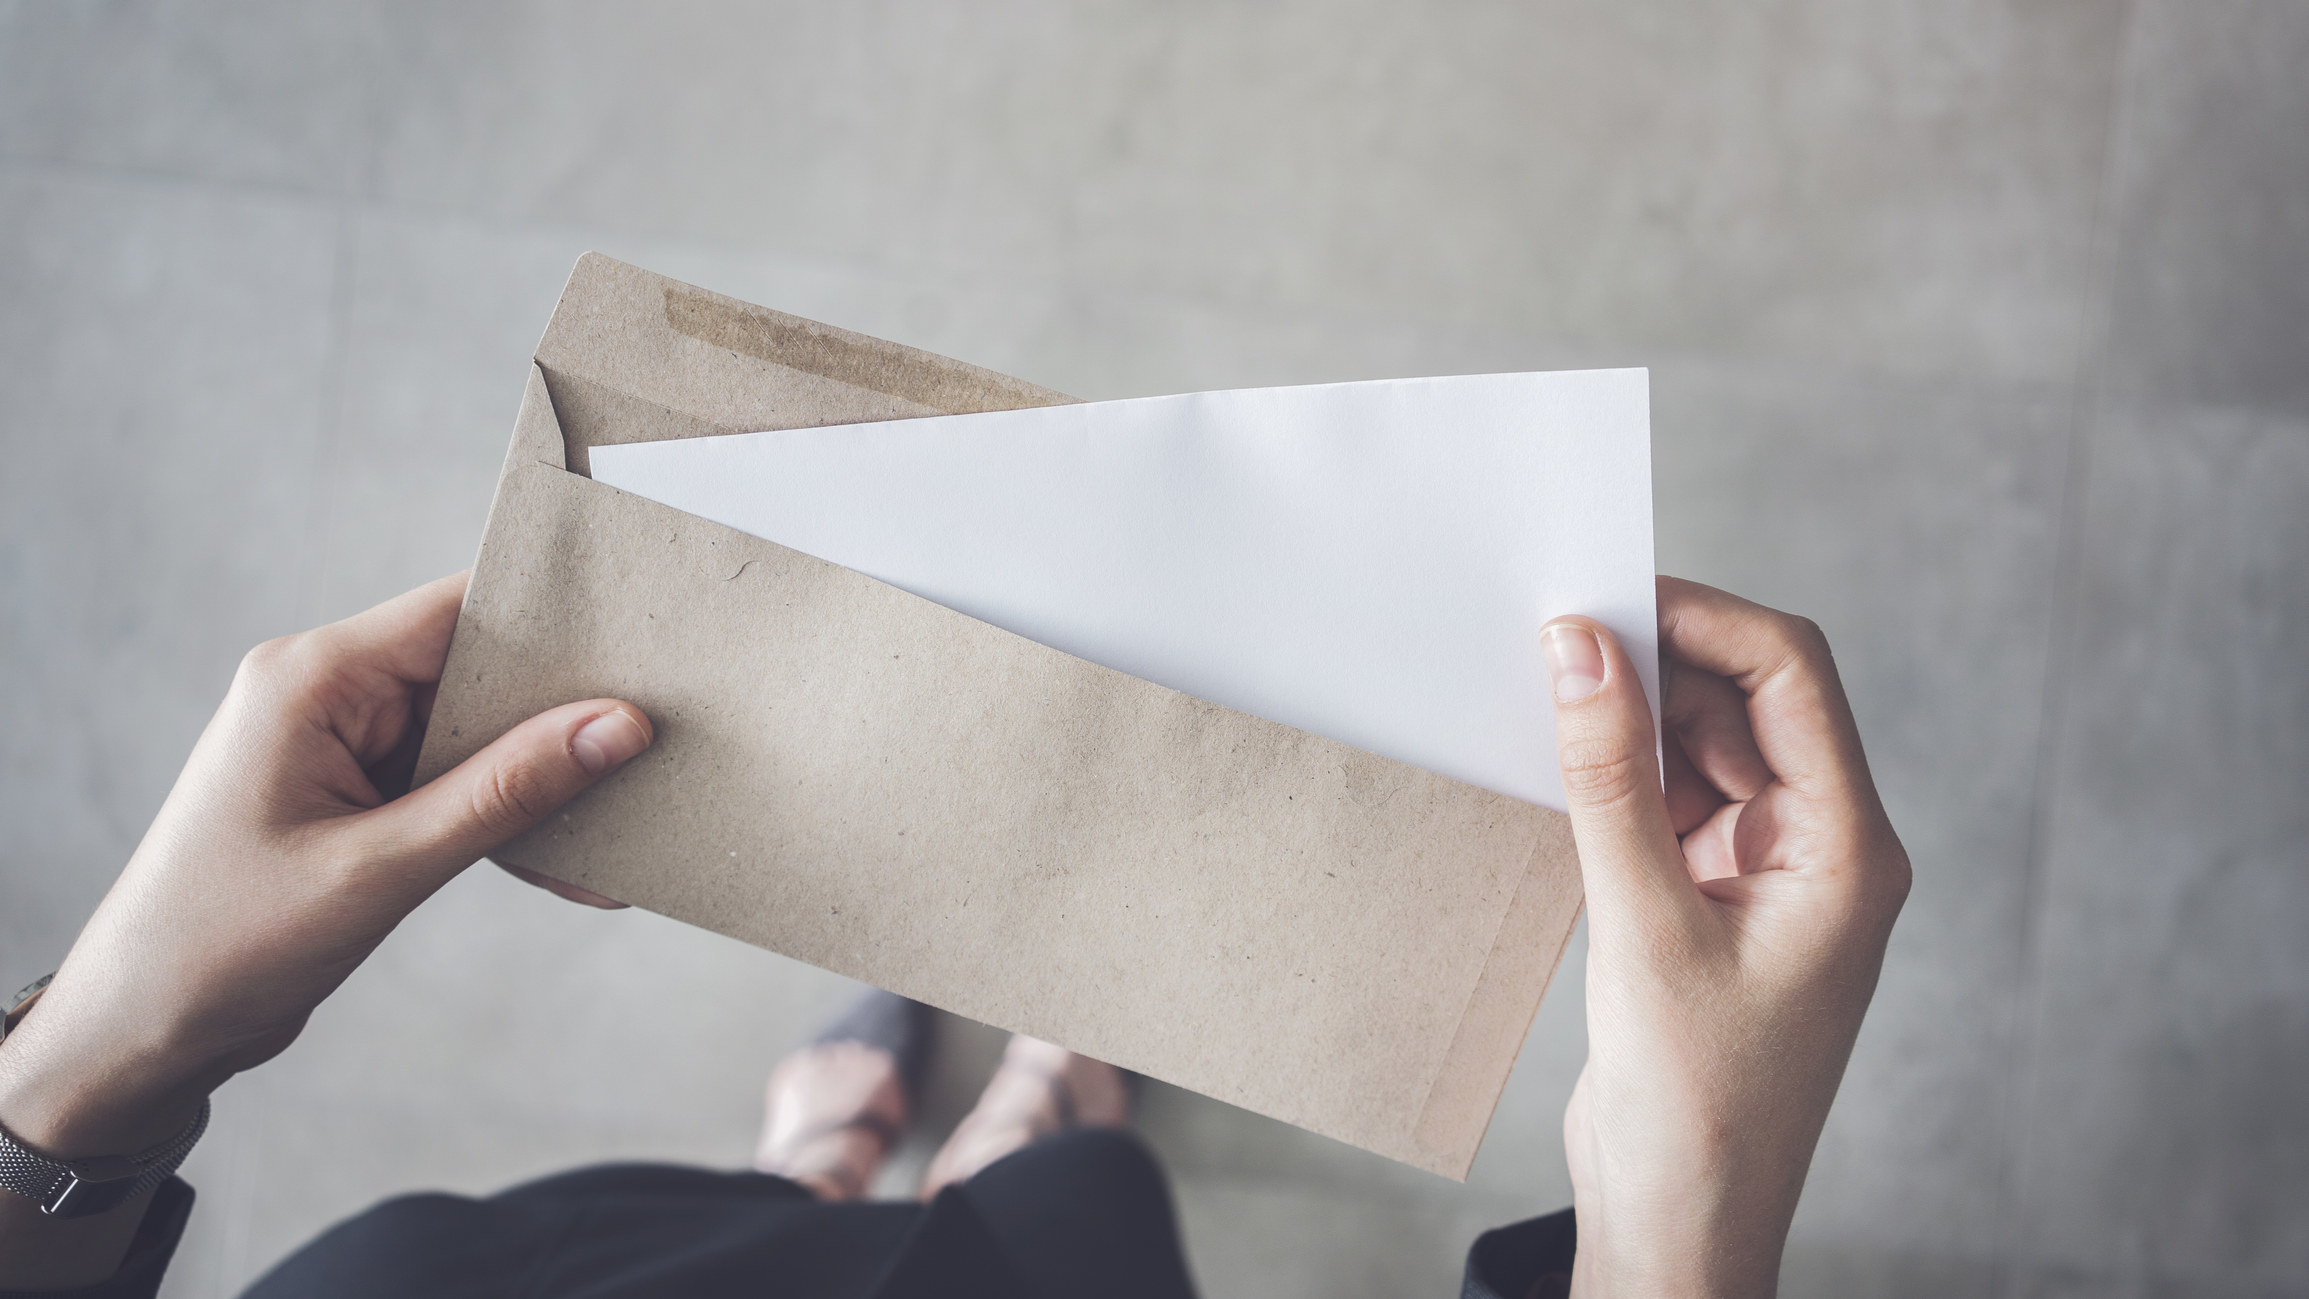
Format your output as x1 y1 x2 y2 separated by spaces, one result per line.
0 1098 210 1218
1 973 53 1042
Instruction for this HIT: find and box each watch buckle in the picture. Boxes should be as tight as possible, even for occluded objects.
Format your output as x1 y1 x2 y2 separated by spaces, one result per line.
39 1155 140 1218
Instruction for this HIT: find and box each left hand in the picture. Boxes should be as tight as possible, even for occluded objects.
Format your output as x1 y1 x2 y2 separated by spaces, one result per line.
0 573 651 1285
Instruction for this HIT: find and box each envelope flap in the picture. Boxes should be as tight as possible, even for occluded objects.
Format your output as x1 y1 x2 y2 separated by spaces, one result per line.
534 254 1073 474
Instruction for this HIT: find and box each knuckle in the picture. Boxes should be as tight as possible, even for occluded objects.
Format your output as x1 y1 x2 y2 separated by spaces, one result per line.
1773 613 1834 666
235 634 301 684
1820 832 1913 929
230 634 324 711
469 762 553 840
1557 737 1648 804
1873 840 1915 912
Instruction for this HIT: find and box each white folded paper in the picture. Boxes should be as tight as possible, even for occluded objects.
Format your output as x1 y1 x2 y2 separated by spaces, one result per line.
590 369 1656 811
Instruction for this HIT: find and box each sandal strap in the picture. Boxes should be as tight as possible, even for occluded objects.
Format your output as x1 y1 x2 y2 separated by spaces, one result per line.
811 991 935 1096
997 1061 1079 1131
783 1108 903 1155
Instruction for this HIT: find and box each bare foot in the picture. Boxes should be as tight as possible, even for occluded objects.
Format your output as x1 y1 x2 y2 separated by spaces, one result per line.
920 1035 1130 1198
754 1040 908 1201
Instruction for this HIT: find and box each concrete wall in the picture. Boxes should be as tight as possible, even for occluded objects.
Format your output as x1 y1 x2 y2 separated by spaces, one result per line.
3 3 2303 1294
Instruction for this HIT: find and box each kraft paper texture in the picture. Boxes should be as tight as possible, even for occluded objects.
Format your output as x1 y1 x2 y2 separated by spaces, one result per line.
415 254 1584 1177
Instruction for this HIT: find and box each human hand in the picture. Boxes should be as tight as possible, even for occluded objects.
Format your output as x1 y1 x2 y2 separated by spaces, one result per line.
0 573 650 1282
1544 578 1909 1298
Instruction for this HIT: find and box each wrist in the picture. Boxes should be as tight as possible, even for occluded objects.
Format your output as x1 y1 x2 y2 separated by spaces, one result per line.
0 990 218 1162
1567 1162 1789 1299
0 1002 207 1281
0 1077 208 1166
1566 1215 1781 1299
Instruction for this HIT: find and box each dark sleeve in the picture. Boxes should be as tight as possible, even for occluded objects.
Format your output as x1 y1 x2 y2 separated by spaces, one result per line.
0 1179 195 1299
1460 1206 1575 1299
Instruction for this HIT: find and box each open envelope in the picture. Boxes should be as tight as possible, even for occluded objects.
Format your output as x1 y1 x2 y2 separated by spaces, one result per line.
415 254 1587 1178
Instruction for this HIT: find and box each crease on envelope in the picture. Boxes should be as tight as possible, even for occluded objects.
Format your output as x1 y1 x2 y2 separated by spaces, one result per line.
415 254 1596 1178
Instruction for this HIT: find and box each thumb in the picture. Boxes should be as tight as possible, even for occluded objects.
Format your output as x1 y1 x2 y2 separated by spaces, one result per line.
1543 619 1688 916
360 700 653 884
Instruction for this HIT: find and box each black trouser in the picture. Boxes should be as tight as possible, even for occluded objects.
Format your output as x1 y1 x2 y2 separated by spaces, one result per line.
240 1128 1198 1299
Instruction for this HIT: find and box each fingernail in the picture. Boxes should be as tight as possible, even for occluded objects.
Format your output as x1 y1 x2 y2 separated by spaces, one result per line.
1542 623 1606 703
571 709 649 775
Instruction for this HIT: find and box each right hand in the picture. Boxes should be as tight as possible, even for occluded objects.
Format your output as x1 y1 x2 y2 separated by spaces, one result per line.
1543 578 1910 1298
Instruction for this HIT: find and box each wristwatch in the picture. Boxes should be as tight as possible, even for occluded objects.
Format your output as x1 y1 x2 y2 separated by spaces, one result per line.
0 973 211 1218
1 974 50 1042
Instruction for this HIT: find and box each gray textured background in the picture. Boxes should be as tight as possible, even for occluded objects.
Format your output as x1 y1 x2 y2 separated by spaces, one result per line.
2 3 2303 1296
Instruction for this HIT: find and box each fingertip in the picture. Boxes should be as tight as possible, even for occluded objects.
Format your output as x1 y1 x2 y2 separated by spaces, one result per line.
569 705 652 777
497 860 631 909
1541 619 1608 703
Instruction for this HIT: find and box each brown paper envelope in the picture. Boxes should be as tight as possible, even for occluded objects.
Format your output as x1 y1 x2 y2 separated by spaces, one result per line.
415 253 1584 1178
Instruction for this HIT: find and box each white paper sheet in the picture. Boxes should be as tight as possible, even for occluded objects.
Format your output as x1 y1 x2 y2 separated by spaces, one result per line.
589 369 1655 811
